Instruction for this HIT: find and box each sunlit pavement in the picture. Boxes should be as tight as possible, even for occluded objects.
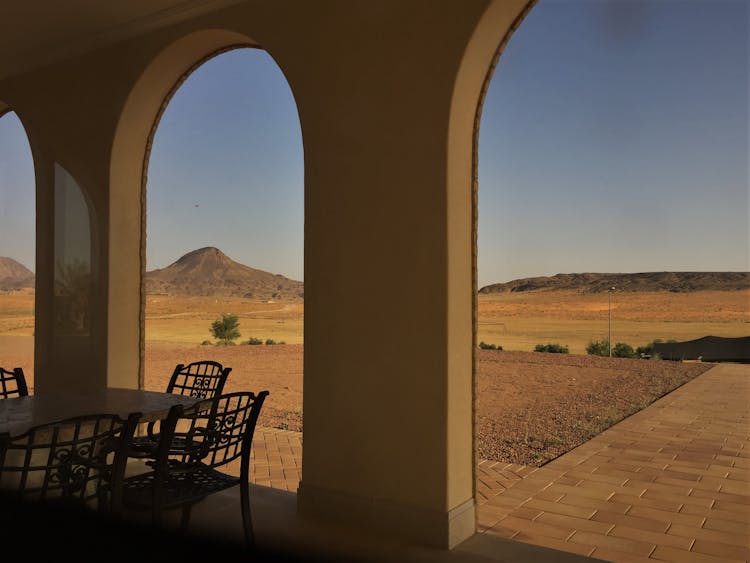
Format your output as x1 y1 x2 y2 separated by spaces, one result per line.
148 363 749 562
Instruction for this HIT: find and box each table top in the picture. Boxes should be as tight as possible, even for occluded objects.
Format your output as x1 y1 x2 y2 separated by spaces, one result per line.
0 388 204 436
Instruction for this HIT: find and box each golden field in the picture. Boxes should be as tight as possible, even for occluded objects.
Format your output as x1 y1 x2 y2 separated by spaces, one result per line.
1 289 746 465
477 289 749 354
2 290 747 353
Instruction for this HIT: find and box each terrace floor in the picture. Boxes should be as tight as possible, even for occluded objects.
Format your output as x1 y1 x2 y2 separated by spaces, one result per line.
133 362 750 562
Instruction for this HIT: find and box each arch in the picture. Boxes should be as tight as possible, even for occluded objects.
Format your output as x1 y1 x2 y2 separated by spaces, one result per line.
109 29 260 388
108 28 304 390
0 105 37 270
0 103 37 391
446 0 536 506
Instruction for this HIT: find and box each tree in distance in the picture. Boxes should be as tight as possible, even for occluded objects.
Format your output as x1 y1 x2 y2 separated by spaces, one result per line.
586 339 609 357
245 337 263 345
612 342 636 358
210 313 240 345
479 341 502 350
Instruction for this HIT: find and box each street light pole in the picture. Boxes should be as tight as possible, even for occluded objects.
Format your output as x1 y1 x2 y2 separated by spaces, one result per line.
608 286 616 357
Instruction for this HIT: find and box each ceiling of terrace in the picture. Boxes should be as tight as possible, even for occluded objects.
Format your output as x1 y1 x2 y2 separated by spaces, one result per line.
0 0 243 81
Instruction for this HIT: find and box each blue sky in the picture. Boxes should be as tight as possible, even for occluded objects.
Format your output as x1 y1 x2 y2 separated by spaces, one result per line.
478 0 748 286
1 0 747 286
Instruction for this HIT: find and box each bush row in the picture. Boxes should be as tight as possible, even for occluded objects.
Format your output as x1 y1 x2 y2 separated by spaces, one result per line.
201 337 286 346
244 337 286 346
476 338 672 359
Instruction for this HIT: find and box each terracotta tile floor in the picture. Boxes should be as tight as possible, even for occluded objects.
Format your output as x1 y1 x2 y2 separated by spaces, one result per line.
243 362 748 562
476 363 750 562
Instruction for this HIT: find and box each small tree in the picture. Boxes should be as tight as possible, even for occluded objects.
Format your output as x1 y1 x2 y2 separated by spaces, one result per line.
612 342 636 358
210 313 240 345
586 339 609 357
479 341 502 350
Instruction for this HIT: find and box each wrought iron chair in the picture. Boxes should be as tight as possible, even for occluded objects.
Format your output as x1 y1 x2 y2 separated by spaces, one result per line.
121 391 268 547
164 360 232 399
130 361 231 458
0 412 141 515
0 367 29 399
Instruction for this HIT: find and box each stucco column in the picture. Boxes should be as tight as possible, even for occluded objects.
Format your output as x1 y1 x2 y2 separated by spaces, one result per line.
1 57 134 392
289 3 490 548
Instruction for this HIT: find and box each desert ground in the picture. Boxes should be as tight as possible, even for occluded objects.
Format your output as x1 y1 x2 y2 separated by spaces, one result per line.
1 289 745 465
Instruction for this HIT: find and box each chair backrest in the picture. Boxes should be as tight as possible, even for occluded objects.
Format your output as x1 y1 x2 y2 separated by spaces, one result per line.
165 361 231 399
0 367 29 399
0 412 141 513
158 391 268 472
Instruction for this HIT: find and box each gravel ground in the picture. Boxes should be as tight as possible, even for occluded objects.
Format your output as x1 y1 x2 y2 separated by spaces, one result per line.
475 350 713 465
144 343 714 467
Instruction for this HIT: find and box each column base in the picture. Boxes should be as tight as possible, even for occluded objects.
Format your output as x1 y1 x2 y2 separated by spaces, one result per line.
297 482 475 549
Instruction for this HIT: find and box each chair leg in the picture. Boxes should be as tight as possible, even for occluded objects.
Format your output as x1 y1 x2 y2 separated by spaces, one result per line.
178 504 193 533
240 479 254 548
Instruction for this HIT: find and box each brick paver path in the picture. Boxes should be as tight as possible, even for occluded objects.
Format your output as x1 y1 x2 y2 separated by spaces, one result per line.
250 427 302 492
477 363 750 562
248 363 749 562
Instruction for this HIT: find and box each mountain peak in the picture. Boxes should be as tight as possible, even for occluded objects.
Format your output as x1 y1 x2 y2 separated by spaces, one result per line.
0 257 35 290
147 248 303 300
479 271 749 294
173 247 233 268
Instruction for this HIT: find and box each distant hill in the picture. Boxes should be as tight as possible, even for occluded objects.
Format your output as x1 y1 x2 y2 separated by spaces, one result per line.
479 272 749 294
0 257 34 290
145 247 303 300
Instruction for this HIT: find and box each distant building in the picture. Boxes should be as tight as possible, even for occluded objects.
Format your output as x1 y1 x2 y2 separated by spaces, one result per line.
653 336 750 363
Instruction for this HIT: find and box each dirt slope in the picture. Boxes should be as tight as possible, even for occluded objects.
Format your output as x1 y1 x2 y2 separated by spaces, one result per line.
145 247 303 300
0 257 34 290
142 343 713 467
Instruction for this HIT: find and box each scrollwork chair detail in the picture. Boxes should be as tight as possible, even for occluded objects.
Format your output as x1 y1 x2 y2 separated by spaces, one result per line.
0 412 141 514
121 391 268 548
166 361 231 399
0 367 29 399
130 361 231 459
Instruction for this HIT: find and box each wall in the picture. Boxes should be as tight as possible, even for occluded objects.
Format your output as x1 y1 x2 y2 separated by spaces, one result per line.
0 0 529 548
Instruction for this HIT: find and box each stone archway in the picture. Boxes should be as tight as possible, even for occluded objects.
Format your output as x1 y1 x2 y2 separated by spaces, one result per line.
109 30 288 389
0 104 37 389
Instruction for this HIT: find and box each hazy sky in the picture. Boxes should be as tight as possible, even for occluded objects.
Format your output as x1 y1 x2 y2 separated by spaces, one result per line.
1 0 747 286
478 0 748 286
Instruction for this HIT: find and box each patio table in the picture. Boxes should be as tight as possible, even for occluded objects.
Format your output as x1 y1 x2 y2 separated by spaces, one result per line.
0 387 204 436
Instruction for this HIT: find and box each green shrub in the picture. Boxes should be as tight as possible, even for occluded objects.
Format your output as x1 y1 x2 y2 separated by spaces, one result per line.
479 341 502 350
534 343 569 354
200 340 213 346
245 337 263 345
265 338 276 345
209 313 240 345
612 342 636 358
636 339 663 358
586 339 610 356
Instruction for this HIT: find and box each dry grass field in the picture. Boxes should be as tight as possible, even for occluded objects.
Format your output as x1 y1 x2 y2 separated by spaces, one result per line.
3 290 746 351
477 290 749 354
1 289 745 465
145 295 303 344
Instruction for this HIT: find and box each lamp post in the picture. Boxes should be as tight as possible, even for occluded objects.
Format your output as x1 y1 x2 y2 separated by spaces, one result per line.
608 286 616 357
